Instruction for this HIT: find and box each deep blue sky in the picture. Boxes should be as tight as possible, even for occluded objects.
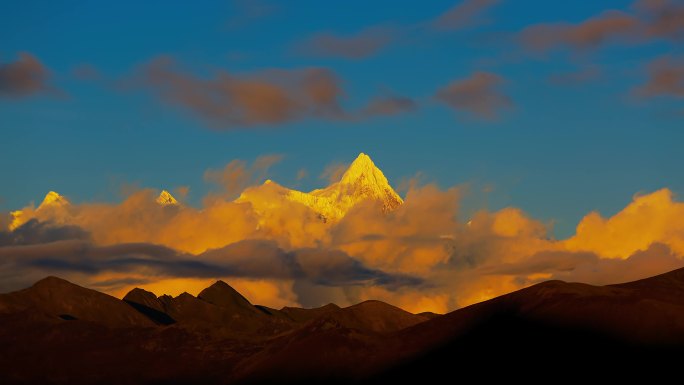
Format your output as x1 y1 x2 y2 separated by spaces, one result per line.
2 0 683 238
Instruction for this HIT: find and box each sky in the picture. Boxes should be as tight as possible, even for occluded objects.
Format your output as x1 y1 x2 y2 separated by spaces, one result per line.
2 0 684 312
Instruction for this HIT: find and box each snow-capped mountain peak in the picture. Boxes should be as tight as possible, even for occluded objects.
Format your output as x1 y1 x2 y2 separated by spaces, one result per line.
156 190 179 206
237 153 403 222
39 191 69 209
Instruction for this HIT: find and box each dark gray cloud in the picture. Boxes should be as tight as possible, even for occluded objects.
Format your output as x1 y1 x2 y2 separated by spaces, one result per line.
435 71 511 119
0 222 421 292
0 219 90 246
0 52 53 98
479 243 684 286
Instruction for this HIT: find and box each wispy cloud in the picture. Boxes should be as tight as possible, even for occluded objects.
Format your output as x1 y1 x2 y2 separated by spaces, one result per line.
299 27 396 59
132 57 344 128
0 52 56 98
129 56 416 129
520 11 640 52
634 55 684 98
519 0 684 52
432 0 500 30
435 71 511 119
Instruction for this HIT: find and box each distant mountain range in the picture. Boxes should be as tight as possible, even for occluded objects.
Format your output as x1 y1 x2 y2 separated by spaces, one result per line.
9 152 404 230
2 268 684 384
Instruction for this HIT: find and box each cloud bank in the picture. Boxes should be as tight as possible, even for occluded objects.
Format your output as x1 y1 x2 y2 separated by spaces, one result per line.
130 57 416 129
3 156 684 314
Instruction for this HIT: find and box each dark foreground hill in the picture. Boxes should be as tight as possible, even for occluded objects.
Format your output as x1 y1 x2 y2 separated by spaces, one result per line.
3 268 684 384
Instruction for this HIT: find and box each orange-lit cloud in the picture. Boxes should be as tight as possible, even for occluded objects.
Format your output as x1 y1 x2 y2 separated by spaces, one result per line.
3 156 684 313
204 154 283 199
564 188 684 259
320 161 350 184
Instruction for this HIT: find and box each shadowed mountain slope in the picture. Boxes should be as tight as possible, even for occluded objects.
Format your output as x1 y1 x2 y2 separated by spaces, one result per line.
4 268 684 383
0 276 154 328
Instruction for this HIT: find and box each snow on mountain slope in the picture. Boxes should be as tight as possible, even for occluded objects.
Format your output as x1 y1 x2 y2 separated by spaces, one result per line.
237 153 403 222
9 191 70 230
156 190 179 206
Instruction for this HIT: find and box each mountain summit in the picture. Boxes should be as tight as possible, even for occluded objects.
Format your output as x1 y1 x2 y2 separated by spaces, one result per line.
237 153 403 221
40 191 70 208
301 152 403 218
9 191 70 230
156 190 179 206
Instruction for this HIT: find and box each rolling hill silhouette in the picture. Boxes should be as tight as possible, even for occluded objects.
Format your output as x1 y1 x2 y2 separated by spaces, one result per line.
3 268 684 383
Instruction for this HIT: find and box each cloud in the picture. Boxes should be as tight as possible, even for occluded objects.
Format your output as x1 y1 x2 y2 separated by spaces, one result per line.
0 219 90 246
634 56 684 98
0 226 421 306
320 161 350 184
204 154 283 198
294 0 499 64
332 184 463 275
361 96 417 118
296 169 308 181
481 243 684 287
435 71 511 119
0 52 54 98
5 154 684 313
35 188 260 254
548 66 602 86
432 0 500 30
519 1 684 52
635 0 684 40
133 57 345 128
520 10 640 52
564 188 684 259
131 56 418 127
224 0 277 30
300 27 395 59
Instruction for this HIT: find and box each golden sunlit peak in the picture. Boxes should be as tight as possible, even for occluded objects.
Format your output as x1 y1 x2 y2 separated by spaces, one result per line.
156 190 179 206
237 152 403 223
340 152 396 191
39 191 69 208
8 191 70 231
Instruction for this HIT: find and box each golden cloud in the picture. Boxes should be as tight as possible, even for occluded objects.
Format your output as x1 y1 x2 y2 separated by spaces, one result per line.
3 156 684 313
